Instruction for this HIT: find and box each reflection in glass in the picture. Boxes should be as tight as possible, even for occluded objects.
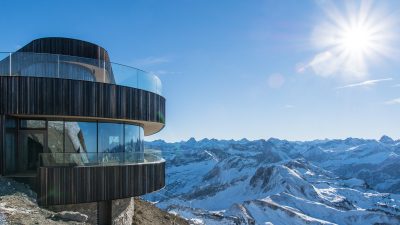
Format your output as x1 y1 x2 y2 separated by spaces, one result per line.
64 122 97 153
98 123 123 153
5 117 17 128
0 51 162 94
0 52 10 76
20 120 46 129
124 125 139 152
18 132 44 174
98 123 123 163
48 121 64 153
5 132 17 174
125 124 144 162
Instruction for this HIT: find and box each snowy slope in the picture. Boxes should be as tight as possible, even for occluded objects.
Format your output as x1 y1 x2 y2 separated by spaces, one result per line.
145 137 400 225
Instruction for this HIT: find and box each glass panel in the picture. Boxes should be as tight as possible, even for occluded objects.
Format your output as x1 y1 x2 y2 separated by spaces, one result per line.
0 52 10 76
48 121 64 153
39 151 163 167
13 52 58 77
124 124 140 153
59 54 98 81
64 121 97 154
17 132 44 174
5 116 17 129
138 70 156 93
20 120 46 129
1 52 162 95
138 126 144 152
98 123 123 154
112 63 138 87
155 75 162 95
4 131 17 174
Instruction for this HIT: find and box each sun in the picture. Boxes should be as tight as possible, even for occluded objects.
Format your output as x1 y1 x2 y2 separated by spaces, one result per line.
306 0 395 79
339 25 374 54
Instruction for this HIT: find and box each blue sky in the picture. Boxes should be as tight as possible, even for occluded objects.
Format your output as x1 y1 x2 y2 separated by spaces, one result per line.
1 0 399 141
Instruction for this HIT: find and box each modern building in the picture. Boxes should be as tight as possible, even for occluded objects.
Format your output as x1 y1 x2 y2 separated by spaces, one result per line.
0 37 166 224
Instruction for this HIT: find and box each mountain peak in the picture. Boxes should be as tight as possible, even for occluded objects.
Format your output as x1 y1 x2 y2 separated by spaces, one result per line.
186 137 197 144
379 135 394 144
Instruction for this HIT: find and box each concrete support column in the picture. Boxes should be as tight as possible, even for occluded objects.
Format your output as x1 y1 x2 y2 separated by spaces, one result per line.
97 200 112 225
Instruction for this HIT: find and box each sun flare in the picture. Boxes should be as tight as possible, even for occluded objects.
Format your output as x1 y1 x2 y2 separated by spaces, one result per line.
307 0 396 79
339 25 374 54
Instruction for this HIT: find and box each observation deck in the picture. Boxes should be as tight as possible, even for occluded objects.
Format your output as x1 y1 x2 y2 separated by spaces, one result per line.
37 150 165 206
0 38 167 208
0 38 165 135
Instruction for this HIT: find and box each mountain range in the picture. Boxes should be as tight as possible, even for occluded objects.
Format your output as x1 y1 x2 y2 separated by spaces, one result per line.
144 136 400 225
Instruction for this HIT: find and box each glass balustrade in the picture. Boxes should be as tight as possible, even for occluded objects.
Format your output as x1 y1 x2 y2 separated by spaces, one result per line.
0 52 162 95
39 149 163 167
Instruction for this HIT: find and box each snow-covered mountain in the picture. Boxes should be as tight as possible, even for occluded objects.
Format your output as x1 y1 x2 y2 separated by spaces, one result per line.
145 137 400 225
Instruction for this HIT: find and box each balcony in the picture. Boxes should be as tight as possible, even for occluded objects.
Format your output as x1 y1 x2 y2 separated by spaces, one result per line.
37 150 166 206
39 150 165 167
0 51 162 95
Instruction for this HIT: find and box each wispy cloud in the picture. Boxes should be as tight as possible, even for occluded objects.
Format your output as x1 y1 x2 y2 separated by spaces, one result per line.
335 78 393 89
133 56 171 67
393 84 400 87
384 98 400 105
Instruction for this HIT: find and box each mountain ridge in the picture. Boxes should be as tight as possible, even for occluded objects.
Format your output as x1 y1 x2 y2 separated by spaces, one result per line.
145 136 400 225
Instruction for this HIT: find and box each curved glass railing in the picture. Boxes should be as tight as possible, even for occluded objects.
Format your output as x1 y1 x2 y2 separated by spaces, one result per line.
39 149 164 167
0 52 162 95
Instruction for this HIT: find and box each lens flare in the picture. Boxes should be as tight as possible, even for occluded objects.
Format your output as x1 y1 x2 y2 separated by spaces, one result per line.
306 0 397 80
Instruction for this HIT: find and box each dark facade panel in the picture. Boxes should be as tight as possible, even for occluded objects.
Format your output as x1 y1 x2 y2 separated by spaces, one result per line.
37 161 166 206
17 37 110 61
0 115 4 175
0 76 165 127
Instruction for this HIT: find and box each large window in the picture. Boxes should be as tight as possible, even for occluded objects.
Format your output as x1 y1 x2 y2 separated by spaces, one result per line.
5 117 16 128
64 121 97 153
125 125 140 153
3 117 144 172
124 125 144 162
20 120 46 129
4 132 16 174
98 123 124 153
48 121 64 154
4 117 17 175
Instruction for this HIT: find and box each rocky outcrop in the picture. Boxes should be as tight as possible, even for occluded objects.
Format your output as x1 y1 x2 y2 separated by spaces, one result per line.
133 198 189 225
52 211 88 223
0 176 188 225
112 197 135 225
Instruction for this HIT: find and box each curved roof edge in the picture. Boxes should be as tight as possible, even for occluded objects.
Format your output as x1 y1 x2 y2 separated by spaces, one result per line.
17 37 110 61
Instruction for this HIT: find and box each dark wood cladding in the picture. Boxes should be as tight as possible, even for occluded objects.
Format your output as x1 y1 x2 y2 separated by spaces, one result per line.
0 76 165 125
17 37 110 61
37 161 165 206
0 115 4 175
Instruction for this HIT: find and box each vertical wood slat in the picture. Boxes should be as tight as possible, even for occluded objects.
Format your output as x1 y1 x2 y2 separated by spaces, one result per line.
0 76 165 126
18 37 110 62
37 161 166 206
0 115 4 175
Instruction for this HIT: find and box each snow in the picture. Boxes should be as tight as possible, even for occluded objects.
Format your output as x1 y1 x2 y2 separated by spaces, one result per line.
144 137 400 225
204 150 219 162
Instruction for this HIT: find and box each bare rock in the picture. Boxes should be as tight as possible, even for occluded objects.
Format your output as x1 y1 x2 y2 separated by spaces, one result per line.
52 211 88 223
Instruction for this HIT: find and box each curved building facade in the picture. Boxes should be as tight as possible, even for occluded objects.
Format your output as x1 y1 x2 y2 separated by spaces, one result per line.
0 37 166 223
